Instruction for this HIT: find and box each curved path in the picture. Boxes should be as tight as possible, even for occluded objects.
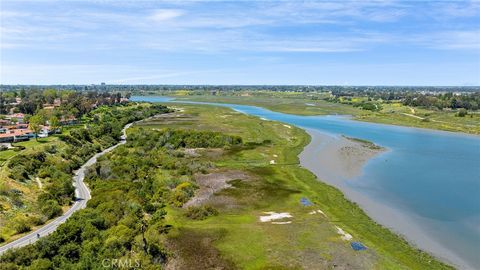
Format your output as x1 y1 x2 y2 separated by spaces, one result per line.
0 122 134 255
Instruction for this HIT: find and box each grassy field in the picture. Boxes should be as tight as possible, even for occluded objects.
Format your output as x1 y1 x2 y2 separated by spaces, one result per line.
169 94 480 135
0 136 60 165
134 103 452 269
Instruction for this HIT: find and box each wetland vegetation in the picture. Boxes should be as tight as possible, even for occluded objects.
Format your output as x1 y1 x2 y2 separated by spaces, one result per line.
1 103 453 269
138 88 480 135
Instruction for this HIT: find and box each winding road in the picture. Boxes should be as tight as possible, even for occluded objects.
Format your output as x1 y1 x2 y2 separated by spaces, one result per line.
0 122 134 255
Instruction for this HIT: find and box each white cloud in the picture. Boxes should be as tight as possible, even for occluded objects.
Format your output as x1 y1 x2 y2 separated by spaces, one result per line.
149 9 184 22
0 0 479 55
0 10 31 18
435 1 480 18
428 31 480 50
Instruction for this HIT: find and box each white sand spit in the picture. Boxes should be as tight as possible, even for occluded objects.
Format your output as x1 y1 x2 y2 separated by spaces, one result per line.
283 124 292 129
260 212 292 222
309 209 327 217
335 226 353 241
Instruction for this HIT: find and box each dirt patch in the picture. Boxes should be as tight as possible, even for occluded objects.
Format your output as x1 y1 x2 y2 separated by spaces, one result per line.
183 148 201 157
183 148 224 159
165 229 235 270
184 170 249 208
138 112 198 126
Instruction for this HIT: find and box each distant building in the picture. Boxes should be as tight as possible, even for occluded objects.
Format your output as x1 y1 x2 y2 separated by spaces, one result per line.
15 124 29 129
43 98 62 110
0 129 35 143
7 113 25 124
60 116 78 125
0 119 10 126
9 97 22 106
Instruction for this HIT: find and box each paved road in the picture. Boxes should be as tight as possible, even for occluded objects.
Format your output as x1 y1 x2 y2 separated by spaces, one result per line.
0 122 134 255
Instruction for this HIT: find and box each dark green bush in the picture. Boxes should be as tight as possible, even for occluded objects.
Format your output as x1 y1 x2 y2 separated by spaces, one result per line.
185 205 219 220
40 200 63 219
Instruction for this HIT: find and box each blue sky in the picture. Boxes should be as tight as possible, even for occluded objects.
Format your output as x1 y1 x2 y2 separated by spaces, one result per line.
0 0 479 85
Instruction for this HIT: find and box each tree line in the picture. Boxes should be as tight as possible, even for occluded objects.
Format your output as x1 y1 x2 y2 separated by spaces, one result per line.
1 103 170 244
0 126 243 269
329 89 480 111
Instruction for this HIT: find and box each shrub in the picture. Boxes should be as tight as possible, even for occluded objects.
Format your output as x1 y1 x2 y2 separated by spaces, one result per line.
170 182 196 207
40 199 63 219
27 258 53 270
456 108 468 117
12 216 31 233
185 205 219 220
9 165 29 181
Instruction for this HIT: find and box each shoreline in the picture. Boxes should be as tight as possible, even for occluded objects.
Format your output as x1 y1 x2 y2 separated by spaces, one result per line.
299 128 474 270
131 96 478 269
298 129 386 185
166 96 480 137
146 95 480 138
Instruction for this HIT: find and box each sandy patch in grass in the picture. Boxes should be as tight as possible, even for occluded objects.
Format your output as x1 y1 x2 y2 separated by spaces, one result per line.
183 148 224 159
309 209 327 218
259 212 292 223
183 148 201 157
335 226 353 241
184 170 248 208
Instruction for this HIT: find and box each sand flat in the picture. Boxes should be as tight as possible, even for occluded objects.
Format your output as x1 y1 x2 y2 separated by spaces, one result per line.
299 129 385 186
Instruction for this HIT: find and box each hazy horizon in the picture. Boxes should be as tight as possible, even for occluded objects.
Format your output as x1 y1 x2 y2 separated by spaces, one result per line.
1 84 480 88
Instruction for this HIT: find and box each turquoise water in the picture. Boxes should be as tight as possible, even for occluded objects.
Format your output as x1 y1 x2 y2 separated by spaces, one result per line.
131 96 480 268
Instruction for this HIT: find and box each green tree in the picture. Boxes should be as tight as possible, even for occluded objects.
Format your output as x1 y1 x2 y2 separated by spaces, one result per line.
29 114 43 141
40 199 62 219
49 116 60 134
27 258 53 270
12 215 31 233
43 89 57 104
456 108 468 117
